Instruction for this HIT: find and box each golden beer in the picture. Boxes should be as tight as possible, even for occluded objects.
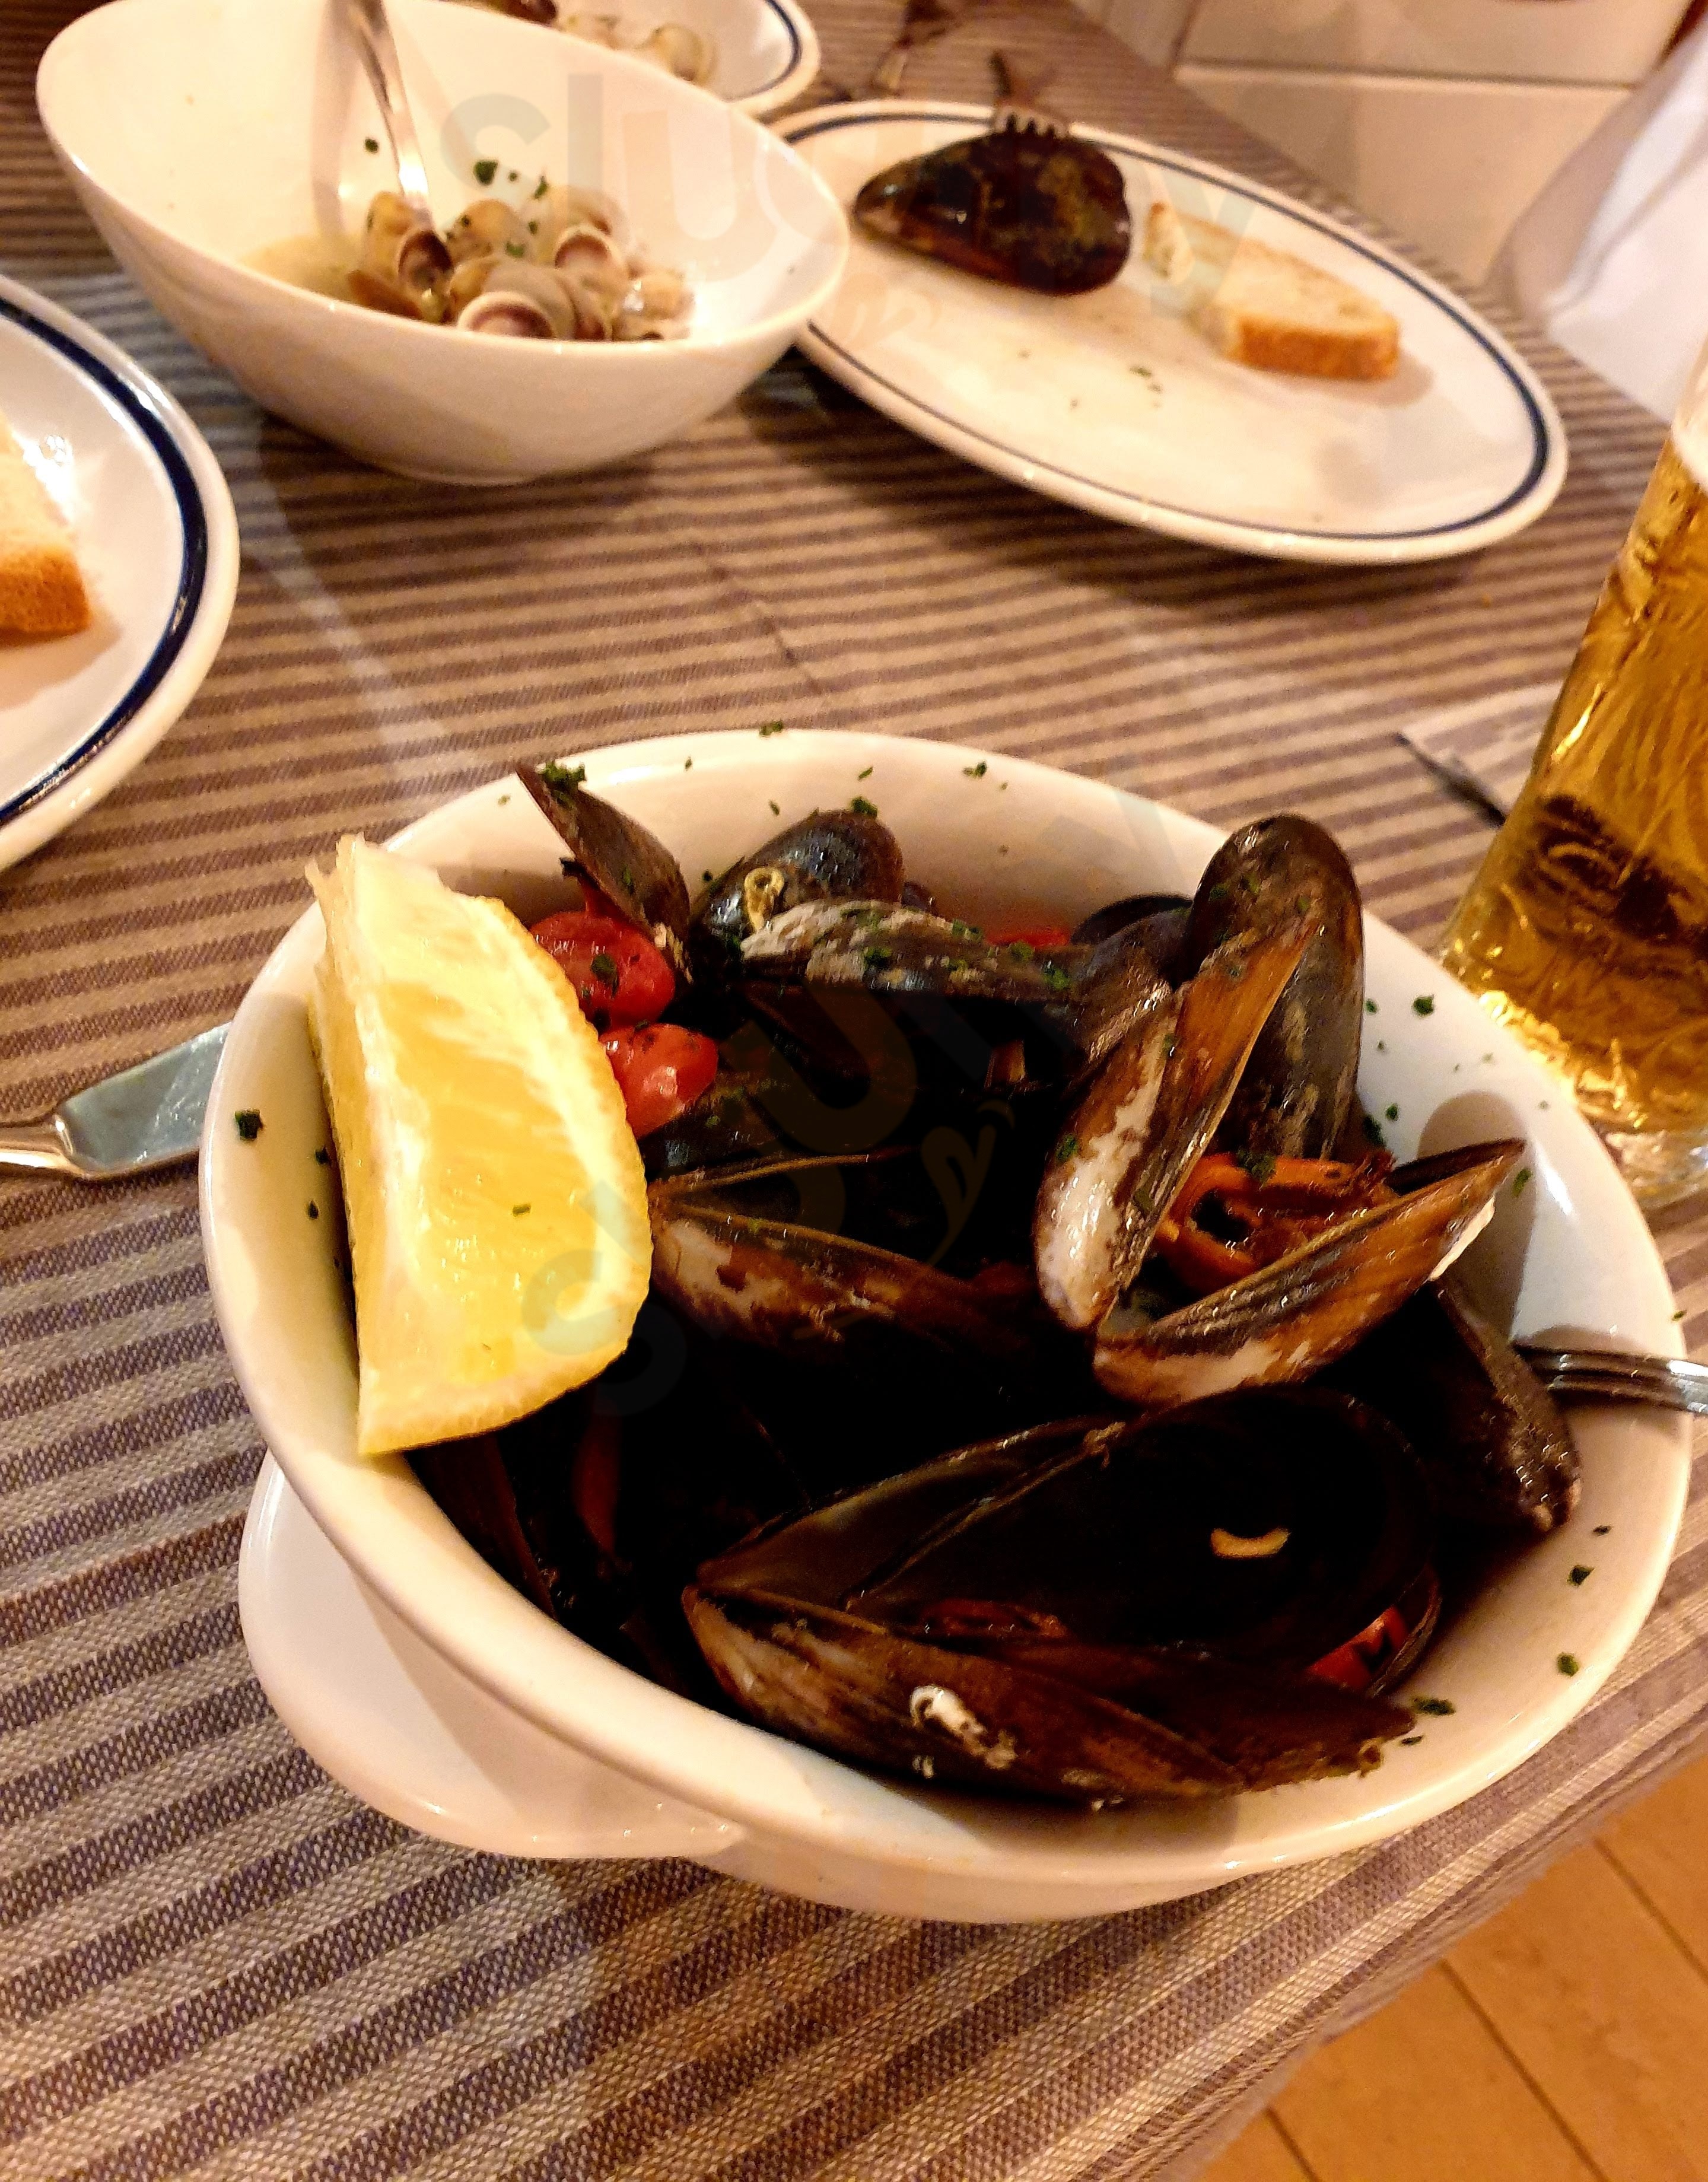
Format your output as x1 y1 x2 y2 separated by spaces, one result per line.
1440 414 1708 1204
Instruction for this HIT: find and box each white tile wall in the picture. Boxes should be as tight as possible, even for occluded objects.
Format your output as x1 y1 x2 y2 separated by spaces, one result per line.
1182 0 1690 89
1174 63 1629 281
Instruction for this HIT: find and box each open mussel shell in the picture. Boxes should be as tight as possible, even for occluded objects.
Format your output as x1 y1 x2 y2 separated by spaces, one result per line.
1328 1280 1580 1535
693 809 907 980
1033 921 1313 1332
648 1195 1041 1373
853 129 1133 297
1094 1139 1524 1412
1071 893 1192 978
682 1590 1248 1799
1181 816 1366 1160
523 762 692 972
689 1391 1426 1800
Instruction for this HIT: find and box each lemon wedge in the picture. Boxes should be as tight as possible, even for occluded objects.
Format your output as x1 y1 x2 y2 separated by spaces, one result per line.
307 835 650 1456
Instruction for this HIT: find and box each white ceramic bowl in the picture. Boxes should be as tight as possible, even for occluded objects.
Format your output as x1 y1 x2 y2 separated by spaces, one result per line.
37 0 848 484
202 731 1689 1920
443 0 820 116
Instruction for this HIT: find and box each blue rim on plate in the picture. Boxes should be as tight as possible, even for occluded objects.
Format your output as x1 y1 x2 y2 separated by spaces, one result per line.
751 0 802 94
781 109 1555 549
0 292 209 827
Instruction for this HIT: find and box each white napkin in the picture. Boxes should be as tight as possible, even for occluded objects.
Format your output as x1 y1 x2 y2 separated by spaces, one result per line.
1397 682 1555 818
1492 23 1708 423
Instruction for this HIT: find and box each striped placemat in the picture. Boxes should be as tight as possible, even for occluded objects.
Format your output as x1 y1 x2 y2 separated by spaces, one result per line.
3 2 1704 2178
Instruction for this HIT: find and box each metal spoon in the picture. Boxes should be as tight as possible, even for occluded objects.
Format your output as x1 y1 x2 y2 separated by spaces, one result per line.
342 0 440 231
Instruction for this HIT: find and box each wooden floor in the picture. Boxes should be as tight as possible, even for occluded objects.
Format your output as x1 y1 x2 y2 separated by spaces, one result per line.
1202 1750 1708 2182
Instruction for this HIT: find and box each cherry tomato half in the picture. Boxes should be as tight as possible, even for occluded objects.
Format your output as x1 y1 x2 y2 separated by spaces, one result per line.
601 1023 720 1137
530 910 675 1026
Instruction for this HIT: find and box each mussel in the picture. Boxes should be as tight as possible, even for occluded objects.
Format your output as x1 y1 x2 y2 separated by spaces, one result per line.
523 761 692 974
854 122 1133 297
692 809 907 981
1329 1280 1580 1535
686 1391 1427 1801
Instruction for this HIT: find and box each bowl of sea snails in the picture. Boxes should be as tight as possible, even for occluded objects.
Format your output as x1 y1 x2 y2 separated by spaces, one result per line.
201 730 1689 1923
38 0 848 483
445 0 820 117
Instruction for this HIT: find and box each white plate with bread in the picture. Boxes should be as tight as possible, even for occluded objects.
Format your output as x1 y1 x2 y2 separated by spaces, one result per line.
778 105 1566 565
0 275 238 873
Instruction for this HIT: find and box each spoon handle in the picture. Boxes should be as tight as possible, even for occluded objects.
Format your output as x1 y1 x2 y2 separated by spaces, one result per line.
342 0 435 224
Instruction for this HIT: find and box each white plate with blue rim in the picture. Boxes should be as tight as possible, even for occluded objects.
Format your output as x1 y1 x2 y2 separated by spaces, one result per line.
444 0 819 114
0 274 239 873
777 104 1567 566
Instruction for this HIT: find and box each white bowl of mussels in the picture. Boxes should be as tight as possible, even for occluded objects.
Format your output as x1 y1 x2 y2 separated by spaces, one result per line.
39 0 847 483
203 730 1690 1923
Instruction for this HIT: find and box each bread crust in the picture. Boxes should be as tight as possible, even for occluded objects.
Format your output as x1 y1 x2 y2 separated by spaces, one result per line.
0 419 92 638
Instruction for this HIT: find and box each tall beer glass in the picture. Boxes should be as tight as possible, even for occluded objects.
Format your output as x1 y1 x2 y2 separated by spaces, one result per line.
1440 336 1708 1209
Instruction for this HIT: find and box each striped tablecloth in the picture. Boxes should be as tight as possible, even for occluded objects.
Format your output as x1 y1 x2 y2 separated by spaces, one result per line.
4 3 1706 2176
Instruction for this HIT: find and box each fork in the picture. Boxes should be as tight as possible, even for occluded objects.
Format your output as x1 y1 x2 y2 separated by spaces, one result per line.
988 49 1068 137
1515 1344 1708 1421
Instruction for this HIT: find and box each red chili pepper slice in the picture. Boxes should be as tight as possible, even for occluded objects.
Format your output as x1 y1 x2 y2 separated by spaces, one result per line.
985 924 1075 950
1153 1152 1395 1296
1308 1604 1414 1694
530 909 675 1027
600 1023 719 1137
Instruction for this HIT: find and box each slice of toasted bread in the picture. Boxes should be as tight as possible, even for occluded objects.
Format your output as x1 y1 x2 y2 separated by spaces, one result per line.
0 409 91 637
1143 205 1400 383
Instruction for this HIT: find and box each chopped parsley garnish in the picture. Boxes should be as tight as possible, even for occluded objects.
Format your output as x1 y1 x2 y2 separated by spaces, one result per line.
1056 1134 1079 1163
1007 940 1035 961
1041 964 1071 993
757 719 785 736
505 240 525 257
857 765 873 780
513 1203 532 1216
768 801 780 816
861 946 892 969
1384 1103 1398 1122
1513 1166 1532 1195
314 1148 330 1165
540 760 586 794
1129 364 1153 378
1593 1524 1611 1536
851 796 879 818
364 136 379 153
702 869 714 883
508 168 519 181
1413 994 1435 1016
1557 1652 1580 1676
620 866 634 888
590 952 620 992
561 858 576 877
963 761 988 778
1569 1564 1592 1585
473 158 498 184
1223 959 1245 981
1365 998 1378 1014
1206 882 1229 903
307 1202 319 1220
1400 1735 1423 1747
528 220 538 234
1294 894 1310 914
1234 1148 1277 1186
1241 873 1261 898
234 1109 263 1141
1410 1695 1455 1716
683 756 693 769
533 176 549 198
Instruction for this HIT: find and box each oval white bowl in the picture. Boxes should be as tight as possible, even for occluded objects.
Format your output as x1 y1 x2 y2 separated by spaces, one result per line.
37 0 848 483
201 731 1688 1920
